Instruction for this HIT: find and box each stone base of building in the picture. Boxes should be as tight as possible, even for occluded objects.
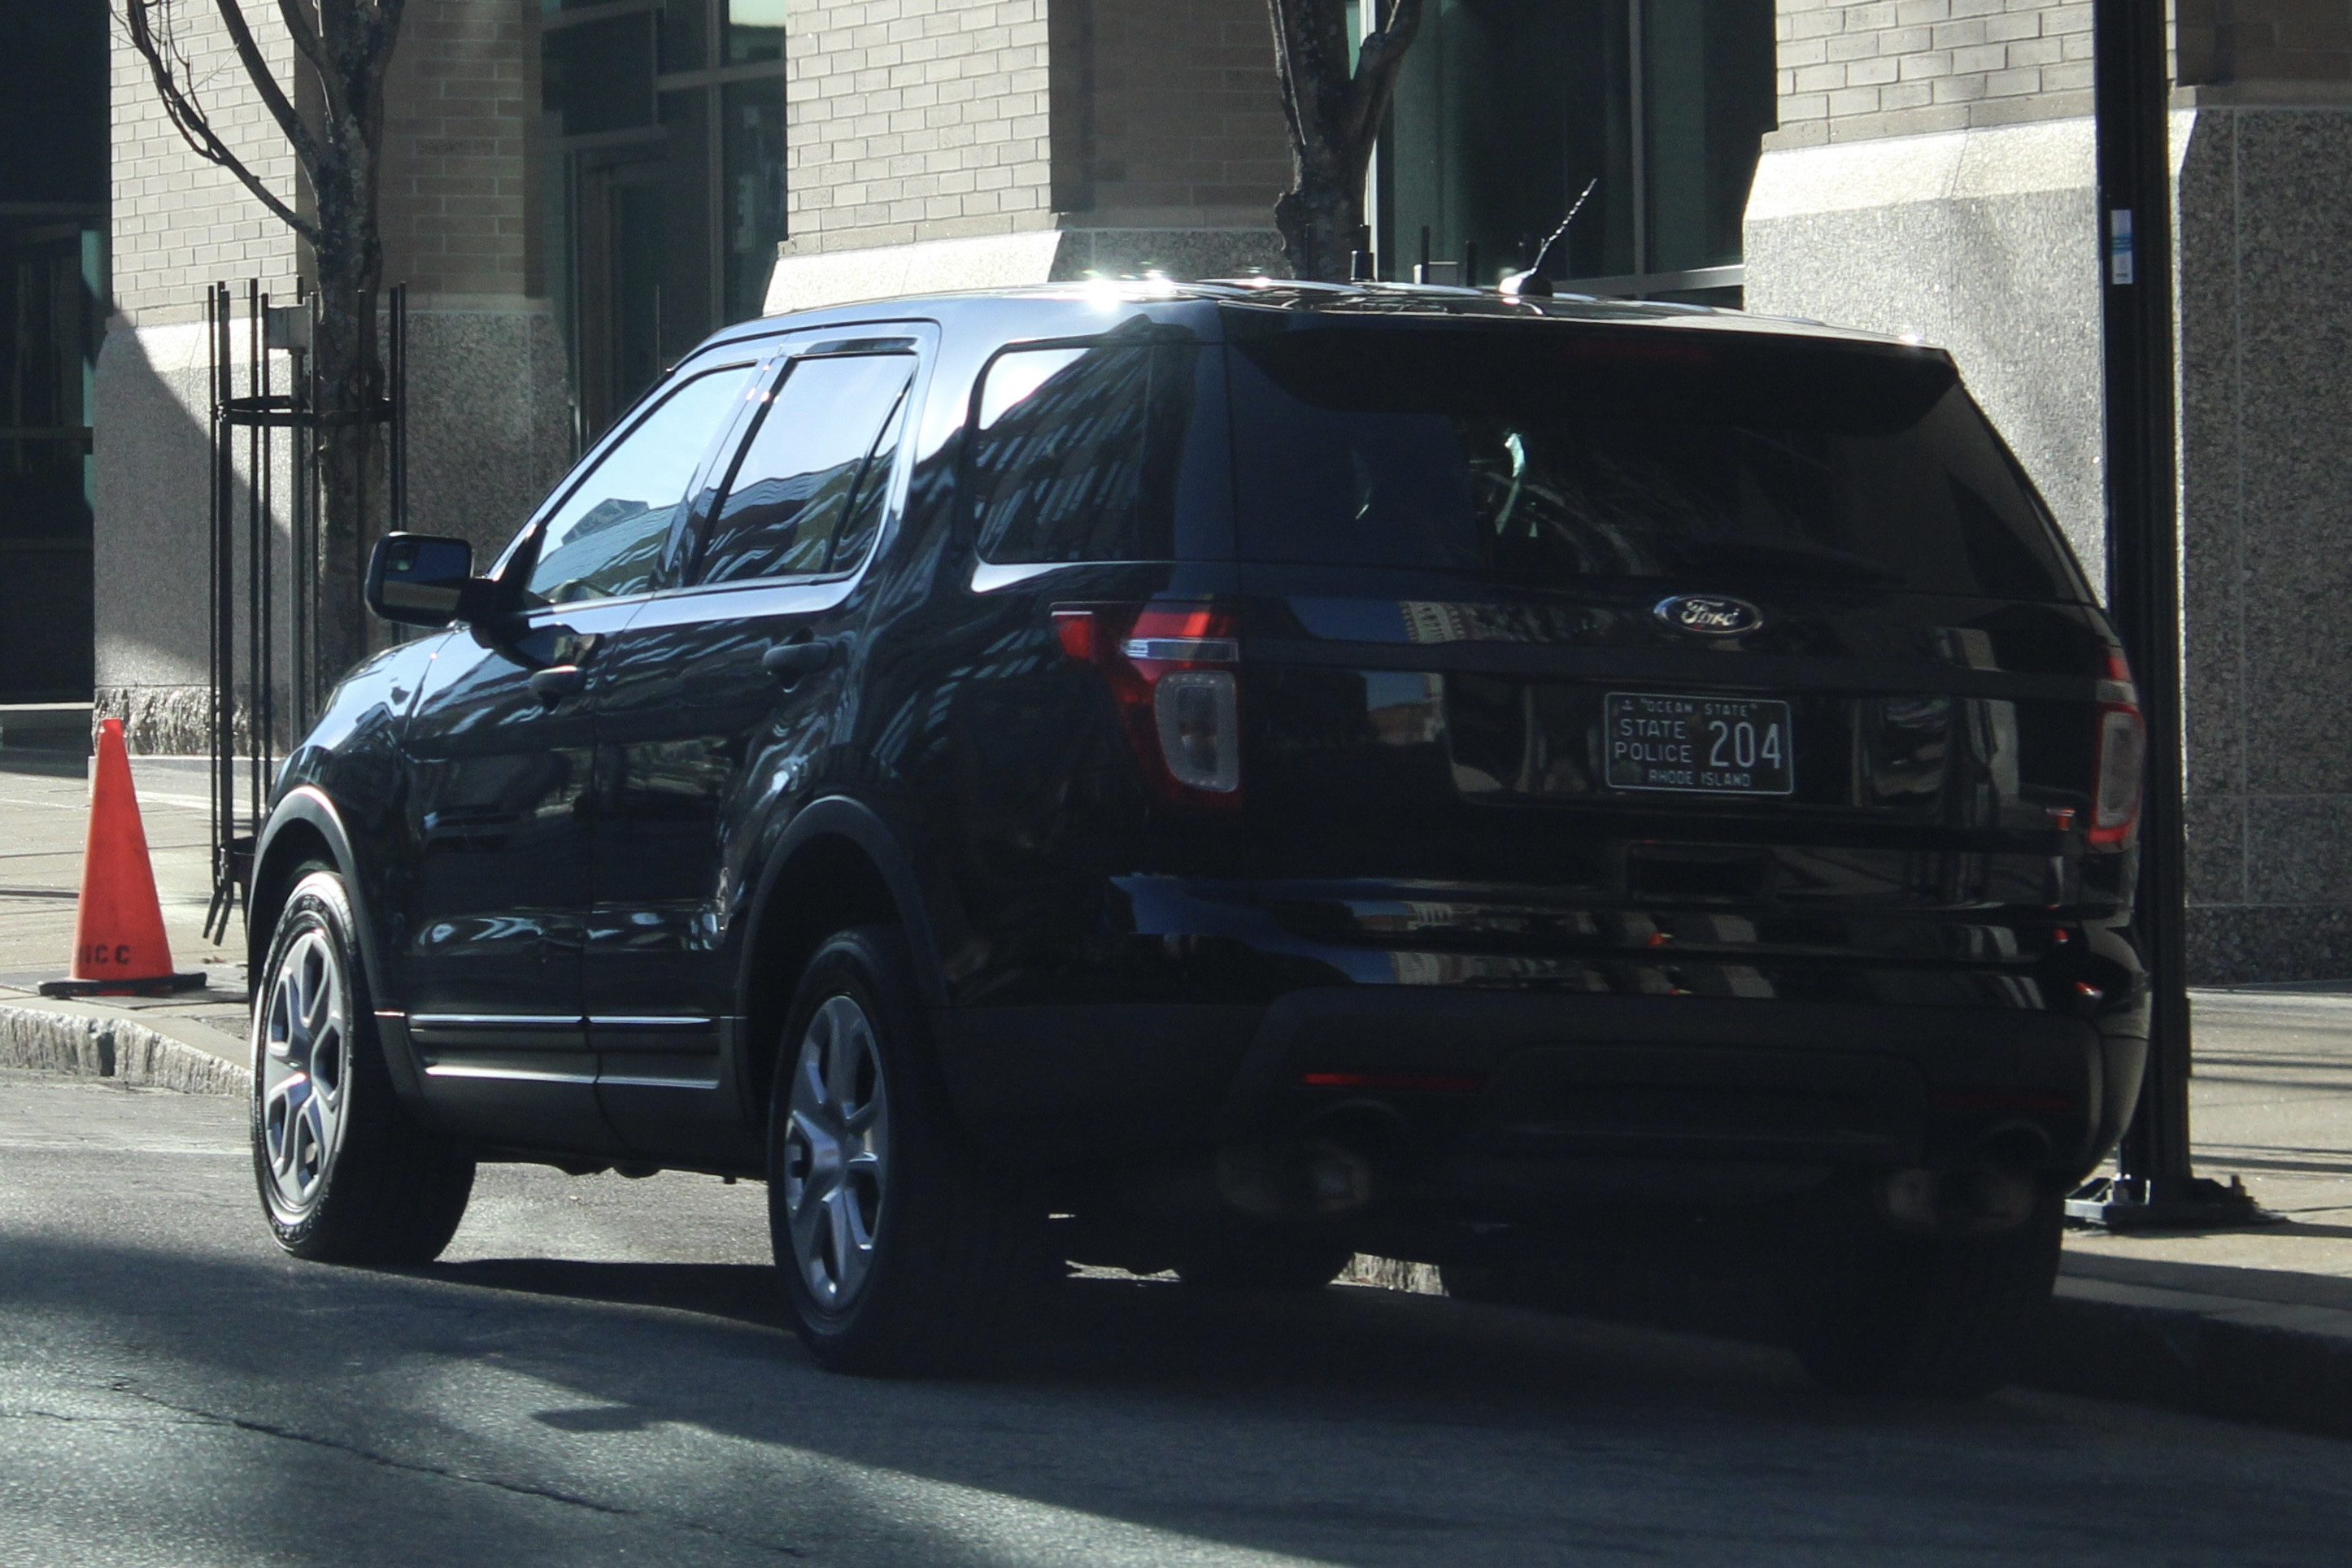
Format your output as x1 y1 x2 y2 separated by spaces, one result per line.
89 686 294 757
764 224 1287 317
91 685 213 756
2189 907 2352 987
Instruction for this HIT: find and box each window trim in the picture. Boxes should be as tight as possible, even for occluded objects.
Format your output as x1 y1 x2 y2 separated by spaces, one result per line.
962 330 1205 568
537 0 660 34
495 353 768 606
674 321 937 592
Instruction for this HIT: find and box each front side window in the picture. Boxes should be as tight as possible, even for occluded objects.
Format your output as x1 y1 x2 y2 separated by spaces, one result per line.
969 340 1203 564
524 363 756 605
693 352 916 586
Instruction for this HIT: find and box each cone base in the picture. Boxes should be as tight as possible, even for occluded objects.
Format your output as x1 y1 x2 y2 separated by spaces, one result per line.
38 972 208 999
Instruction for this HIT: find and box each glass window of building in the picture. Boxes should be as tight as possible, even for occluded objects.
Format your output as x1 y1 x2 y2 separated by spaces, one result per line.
0 0 106 702
542 1 788 440
1379 0 1776 302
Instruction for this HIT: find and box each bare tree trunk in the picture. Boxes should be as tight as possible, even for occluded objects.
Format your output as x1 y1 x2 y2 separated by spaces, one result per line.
128 0 405 699
297 0 400 696
1265 0 1423 282
310 272 380 690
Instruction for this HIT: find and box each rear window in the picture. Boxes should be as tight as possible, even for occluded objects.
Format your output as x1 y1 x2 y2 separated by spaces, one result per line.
1226 323 2087 603
968 336 1214 564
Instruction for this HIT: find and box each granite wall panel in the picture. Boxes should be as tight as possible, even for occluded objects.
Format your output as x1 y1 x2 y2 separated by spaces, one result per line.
399 304 575 560
2176 110 2243 804
2184 789 2249 908
1744 117 2106 571
2171 106 2352 978
1752 104 2352 980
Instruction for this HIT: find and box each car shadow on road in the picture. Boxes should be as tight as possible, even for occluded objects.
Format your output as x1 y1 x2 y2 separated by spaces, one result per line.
15 1227 2351 1568
400 1248 1818 1419
413 1257 793 1330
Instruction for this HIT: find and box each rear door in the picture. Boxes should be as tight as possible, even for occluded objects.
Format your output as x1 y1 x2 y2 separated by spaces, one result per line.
1222 313 2116 1005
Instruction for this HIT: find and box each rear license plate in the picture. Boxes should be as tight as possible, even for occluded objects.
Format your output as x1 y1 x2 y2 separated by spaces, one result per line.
1605 692 1794 796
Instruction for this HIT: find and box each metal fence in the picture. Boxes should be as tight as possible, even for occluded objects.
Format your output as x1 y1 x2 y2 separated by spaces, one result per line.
200 280 407 943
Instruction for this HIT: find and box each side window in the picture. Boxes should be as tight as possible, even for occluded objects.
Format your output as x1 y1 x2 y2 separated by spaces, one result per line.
524 364 756 604
693 353 916 586
969 340 1199 564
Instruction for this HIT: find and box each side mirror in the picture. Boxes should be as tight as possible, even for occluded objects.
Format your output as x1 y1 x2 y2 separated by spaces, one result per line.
366 533 490 627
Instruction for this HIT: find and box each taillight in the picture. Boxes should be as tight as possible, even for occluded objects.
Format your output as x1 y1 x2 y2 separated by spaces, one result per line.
1052 603 1244 806
2089 647 2143 847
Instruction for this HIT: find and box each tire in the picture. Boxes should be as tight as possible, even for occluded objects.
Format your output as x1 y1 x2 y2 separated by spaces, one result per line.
768 926 1040 1375
252 868 475 1264
1781 1187 2062 1398
1172 1230 1356 1291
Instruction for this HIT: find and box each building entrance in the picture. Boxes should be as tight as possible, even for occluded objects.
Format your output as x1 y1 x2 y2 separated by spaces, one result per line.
542 0 787 440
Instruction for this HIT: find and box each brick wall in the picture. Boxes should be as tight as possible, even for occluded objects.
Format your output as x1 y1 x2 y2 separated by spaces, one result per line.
1766 1 2095 148
111 2 302 320
1080 0 1288 225
2179 2 2352 84
377 0 538 298
785 0 1058 254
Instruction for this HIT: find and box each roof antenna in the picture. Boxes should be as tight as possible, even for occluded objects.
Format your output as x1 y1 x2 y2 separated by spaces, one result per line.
1498 178 1599 298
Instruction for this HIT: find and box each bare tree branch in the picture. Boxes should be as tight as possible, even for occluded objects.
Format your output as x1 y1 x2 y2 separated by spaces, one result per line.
124 0 321 244
1264 0 1423 279
273 0 349 122
1339 0 1422 150
210 0 326 175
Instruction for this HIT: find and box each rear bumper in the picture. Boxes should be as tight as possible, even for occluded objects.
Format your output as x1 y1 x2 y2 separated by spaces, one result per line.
934 987 2146 1194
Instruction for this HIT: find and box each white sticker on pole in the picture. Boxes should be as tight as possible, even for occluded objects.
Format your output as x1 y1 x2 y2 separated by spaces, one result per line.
2109 208 2135 286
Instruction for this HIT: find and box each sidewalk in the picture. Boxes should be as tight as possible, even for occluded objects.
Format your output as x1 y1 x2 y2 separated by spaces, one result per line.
2035 989 2352 1435
1 748 2347 1433
0 745 254 1082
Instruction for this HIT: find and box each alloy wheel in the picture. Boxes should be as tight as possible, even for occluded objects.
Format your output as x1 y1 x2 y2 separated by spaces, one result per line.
782 993 891 1309
257 927 351 1217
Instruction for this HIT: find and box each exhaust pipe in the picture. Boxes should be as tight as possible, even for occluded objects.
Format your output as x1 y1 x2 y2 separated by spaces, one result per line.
1216 1131 1381 1221
1878 1163 2041 1235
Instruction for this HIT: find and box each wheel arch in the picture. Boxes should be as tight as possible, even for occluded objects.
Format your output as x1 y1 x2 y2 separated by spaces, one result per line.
735 796 947 1119
249 787 388 1007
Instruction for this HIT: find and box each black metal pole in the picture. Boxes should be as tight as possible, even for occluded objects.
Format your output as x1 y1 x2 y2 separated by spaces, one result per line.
203 283 236 945
2075 0 2263 1229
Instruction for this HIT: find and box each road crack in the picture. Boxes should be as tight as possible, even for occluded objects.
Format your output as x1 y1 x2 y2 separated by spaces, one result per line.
105 1380 806 1557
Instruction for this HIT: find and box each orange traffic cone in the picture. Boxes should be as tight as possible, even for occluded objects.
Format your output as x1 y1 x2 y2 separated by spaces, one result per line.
38 719 205 998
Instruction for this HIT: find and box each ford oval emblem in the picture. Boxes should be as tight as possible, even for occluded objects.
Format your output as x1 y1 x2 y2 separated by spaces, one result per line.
1655 594 1763 637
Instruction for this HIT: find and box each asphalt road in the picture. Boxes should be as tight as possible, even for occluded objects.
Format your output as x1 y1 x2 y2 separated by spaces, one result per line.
5 1072 2351 1567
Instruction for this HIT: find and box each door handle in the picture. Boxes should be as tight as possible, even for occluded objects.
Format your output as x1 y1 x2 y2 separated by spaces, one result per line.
529 664 587 706
762 639 834 681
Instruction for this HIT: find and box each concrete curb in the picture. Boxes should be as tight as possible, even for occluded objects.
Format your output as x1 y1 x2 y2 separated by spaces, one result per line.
2036 1267 2352 1440
0 1003 250 1097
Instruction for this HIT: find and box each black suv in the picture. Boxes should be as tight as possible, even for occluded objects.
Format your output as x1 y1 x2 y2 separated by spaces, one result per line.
246 281 2147 1395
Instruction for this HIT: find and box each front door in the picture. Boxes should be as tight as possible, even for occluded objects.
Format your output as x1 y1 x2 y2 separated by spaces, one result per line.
588 331 926 1161
399 356 760 1152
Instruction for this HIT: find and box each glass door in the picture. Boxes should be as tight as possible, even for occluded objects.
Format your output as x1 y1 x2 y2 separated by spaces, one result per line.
1378 0 1775 303
542 0 787 441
